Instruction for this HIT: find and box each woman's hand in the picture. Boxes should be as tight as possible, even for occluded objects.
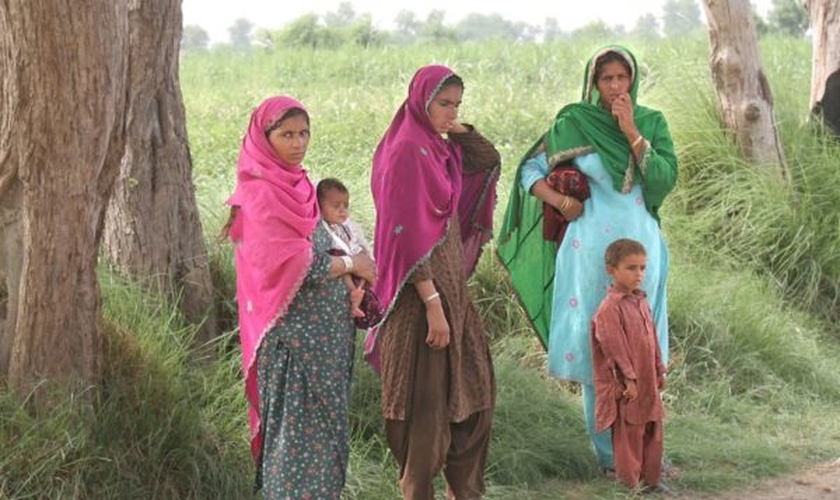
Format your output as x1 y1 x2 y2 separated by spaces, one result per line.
448 121 469 134
424 300 450 349
557 195 584 221
351 253 377 284
414 279 449 349
612 93 646 159
611 93 639 140
531 180 585 221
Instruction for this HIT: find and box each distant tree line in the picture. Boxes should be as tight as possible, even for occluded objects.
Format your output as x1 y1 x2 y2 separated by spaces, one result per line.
181 0 808 53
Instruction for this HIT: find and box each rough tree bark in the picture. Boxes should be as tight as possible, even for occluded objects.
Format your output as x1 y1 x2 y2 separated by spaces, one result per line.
0 1 128 394
807 0 840 134
703 0 788 177
103 0 217 343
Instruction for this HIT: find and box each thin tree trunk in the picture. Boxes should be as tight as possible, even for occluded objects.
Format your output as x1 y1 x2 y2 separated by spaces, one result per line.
0 1 128 396
703 0 788 177
103 0 216 342
807 0 840 134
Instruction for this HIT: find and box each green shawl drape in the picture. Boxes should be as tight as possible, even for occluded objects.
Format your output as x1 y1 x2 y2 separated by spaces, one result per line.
496 44 678 348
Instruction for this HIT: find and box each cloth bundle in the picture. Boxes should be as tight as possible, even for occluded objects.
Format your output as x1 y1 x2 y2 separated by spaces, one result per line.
542 163 590 244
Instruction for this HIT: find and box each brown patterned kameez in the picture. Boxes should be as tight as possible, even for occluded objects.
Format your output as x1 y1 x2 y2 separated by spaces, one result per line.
378 126 498 500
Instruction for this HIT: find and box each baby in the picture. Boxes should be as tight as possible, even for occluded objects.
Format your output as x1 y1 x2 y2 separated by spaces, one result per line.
316 178 376 323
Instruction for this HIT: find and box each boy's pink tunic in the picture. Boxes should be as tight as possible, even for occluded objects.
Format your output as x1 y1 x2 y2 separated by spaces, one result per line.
591 286 666 488
591 286 665 431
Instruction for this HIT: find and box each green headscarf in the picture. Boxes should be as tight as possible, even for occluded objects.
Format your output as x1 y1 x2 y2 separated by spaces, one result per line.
548 45 675 214
496 44 678 348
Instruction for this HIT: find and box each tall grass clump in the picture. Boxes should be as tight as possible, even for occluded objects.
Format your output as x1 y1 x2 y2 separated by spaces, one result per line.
666 255 840 410
0 273 253 500
0 388 96 499
96 272 252 498
653 36 840 326
487 354 601 486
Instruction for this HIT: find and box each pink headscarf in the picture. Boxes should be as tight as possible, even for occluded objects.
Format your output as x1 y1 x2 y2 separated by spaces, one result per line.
225 96 320 461
365 65 498 370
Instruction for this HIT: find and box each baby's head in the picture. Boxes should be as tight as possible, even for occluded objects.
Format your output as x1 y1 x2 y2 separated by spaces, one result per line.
317 177 350 225
604 238 647 293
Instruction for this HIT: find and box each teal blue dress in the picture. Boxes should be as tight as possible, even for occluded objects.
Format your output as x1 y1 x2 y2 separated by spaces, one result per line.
255 223 356 499
521 151 669 468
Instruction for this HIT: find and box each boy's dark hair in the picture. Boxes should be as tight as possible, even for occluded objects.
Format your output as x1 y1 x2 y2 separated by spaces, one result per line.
604 238 646 267
316 177 349 202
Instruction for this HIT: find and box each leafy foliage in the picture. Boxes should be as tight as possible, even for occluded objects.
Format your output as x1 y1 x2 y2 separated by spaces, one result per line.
662 0 704 37
227 18 254 53
767 0 809 37
632 13 661 40
181 25 210 53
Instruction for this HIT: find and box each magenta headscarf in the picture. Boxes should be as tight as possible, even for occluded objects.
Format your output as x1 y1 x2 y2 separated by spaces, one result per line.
225 96 320 461
365 65 498 370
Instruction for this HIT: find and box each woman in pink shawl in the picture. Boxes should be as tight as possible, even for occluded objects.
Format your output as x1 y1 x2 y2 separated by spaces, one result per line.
224 95 375 499
369 65 500 500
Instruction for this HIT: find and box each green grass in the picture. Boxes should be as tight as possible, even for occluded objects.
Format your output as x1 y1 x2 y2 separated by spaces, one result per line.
1 272 253 499
3 36 840 499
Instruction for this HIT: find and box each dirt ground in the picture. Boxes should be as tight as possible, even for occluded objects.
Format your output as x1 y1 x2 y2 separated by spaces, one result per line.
674 458 840 499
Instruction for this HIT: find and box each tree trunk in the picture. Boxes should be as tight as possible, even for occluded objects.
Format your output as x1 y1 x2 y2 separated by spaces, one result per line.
703 0 788 177
807 0 840 134
103 0 217 342
0 1 128 395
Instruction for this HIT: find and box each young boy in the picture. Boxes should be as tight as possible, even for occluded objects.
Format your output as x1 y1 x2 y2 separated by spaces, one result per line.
590 238 667 493
316 178 379 325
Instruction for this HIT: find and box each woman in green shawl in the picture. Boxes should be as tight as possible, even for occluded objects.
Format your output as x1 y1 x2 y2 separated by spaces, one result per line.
496 45 677 472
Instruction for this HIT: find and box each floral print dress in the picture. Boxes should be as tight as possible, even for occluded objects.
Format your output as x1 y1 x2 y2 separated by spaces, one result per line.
255 223 356 499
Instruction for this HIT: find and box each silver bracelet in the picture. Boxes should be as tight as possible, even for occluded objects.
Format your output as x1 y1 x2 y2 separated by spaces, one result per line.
423 291 440 303
341 255 354 272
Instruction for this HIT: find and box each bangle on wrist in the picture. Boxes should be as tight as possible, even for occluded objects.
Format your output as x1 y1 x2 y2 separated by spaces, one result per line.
632 135 643 148
341 255 354 272
559 195 571 213
423 291 440 304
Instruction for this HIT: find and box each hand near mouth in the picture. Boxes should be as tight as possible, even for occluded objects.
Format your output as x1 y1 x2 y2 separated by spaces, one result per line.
610 93 639 143
448 121 469 134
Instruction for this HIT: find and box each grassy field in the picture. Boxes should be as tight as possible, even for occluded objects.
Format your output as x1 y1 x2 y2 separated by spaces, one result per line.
3 35 840 499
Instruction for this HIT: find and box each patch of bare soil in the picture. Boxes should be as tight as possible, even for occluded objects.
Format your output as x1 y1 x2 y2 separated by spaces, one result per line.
673 458 840 500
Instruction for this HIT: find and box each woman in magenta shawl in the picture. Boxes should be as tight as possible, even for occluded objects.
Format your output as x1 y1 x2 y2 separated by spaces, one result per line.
224 95 376 499
368 65 500 500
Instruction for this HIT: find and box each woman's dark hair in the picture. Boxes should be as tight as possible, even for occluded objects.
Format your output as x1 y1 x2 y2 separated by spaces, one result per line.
317 177 349 203
593 51 632 82
441 74 464 92
264 107 310 137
